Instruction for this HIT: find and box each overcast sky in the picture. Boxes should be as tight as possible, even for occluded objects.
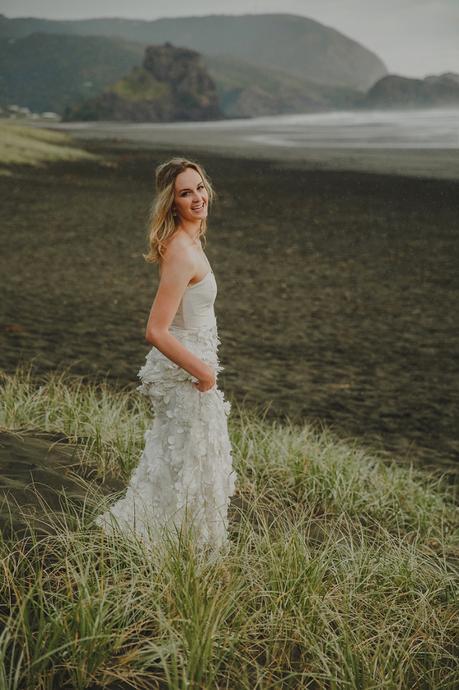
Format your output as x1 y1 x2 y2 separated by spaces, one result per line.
1 0 458 78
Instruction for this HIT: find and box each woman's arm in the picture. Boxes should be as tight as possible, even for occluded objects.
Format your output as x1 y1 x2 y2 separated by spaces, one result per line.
145 242 213 382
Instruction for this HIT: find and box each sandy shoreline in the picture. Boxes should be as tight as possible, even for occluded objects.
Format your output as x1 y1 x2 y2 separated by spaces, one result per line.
29 118 459 181
1 128 458 473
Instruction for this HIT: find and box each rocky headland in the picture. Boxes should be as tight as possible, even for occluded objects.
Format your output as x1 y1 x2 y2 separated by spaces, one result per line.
62 42 224 122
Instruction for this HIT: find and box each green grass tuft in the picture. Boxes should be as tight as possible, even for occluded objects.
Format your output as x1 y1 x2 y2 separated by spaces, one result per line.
0 365 457 689
0 120 103 169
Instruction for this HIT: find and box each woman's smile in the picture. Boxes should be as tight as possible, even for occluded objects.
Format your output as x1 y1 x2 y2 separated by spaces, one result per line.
192 202 206 211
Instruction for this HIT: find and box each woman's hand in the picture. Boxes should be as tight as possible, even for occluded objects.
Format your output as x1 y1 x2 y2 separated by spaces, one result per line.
193 364 216 392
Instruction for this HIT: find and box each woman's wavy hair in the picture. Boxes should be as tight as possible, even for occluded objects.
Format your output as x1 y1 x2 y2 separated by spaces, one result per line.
143 157 217 264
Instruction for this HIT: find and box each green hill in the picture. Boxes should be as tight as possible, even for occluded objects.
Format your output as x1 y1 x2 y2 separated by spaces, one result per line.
206 53 361 117
0 12 387 91
0 31 363 119
0 31 144 113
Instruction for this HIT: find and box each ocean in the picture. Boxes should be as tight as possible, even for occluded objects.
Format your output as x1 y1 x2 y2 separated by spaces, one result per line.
53 107 459 149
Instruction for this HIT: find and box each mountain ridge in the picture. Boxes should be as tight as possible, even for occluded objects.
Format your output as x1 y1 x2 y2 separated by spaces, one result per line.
0 12 387 90
0 31 363 118
1 14 457 119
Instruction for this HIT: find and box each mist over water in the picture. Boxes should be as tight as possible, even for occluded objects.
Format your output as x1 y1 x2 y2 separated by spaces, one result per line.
242 108 459 149
63 108 459 149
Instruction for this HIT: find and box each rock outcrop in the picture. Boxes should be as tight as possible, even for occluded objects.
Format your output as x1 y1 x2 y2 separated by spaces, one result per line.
361 72 459 109
62 42 224 122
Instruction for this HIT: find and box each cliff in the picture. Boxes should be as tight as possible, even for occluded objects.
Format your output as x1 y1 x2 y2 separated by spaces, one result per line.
62 42 224 122
361 72 459 109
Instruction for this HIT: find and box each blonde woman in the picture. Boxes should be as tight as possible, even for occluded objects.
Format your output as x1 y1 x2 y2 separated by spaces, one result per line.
95 157 237 555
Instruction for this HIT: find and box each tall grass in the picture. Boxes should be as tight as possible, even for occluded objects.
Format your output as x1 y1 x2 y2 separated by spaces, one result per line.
0 121 103 173
0 365 457 689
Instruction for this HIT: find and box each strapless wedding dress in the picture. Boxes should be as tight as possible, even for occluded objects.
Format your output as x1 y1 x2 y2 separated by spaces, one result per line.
94 268 238 554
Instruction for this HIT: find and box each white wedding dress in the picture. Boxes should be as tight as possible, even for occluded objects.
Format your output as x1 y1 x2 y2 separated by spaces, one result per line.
94 267 237 554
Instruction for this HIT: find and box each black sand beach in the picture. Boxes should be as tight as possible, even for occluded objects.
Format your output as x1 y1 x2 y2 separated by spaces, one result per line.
1 132 458 475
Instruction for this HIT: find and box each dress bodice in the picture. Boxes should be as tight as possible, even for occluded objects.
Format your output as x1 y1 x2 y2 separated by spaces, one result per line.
170 270 217 330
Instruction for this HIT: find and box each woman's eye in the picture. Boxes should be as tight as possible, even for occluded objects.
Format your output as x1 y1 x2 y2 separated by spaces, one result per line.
182 185 204 196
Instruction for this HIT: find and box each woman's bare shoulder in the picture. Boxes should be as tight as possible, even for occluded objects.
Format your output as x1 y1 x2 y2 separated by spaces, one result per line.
163 232 193 260
160 232 196 275
164 229 186 250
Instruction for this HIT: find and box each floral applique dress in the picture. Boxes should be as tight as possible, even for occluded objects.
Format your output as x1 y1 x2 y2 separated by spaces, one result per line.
94 268 238 554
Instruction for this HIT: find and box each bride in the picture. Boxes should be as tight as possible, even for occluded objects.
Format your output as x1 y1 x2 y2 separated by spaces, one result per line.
95 157 238 555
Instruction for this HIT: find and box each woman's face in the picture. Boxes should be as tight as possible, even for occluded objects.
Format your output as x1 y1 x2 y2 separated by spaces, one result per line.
173 167 209 224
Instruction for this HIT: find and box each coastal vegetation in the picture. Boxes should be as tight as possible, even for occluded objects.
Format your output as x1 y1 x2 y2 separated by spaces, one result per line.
0 365 457 689
0 120 102 174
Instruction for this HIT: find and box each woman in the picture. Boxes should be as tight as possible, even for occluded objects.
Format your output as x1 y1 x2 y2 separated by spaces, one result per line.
95 157 238 556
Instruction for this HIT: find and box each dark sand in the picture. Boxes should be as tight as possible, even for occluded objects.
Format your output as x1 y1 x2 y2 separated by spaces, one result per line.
1 133 458 477
33 119 459 181
0 428 126 535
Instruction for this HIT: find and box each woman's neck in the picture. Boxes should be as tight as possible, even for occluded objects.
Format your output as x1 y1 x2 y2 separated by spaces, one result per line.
176 224 201 245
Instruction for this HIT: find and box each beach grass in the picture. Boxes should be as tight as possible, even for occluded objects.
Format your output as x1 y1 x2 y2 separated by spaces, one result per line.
0 120 103 174
0 365 457 689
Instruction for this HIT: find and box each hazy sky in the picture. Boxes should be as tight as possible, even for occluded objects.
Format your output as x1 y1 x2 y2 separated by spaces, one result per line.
1 0 458 78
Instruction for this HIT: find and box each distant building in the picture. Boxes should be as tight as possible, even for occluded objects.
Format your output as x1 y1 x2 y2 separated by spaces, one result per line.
0 104 61 120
